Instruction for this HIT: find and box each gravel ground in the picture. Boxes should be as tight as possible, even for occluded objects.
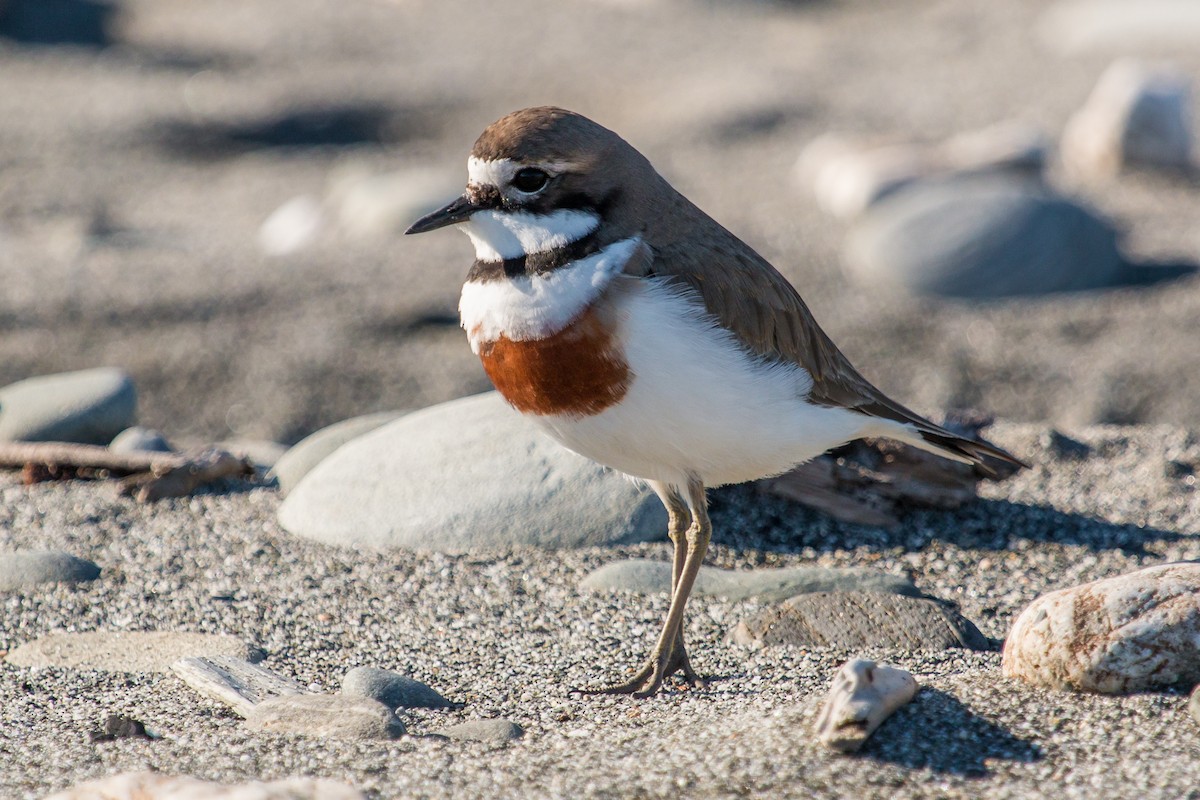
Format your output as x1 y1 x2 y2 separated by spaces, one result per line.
2 422 1198 799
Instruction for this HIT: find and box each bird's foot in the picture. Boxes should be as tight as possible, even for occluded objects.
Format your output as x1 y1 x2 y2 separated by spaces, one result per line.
581 640 706 698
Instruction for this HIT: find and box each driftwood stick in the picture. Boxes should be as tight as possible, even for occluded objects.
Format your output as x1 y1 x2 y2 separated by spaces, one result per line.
0 442 186 475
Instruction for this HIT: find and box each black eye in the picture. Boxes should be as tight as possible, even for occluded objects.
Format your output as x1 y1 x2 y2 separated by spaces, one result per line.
511 167 550 193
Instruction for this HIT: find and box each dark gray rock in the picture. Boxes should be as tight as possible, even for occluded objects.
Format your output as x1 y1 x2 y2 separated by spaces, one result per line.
245 694 405 740
270 412 406 495
0 551 100 591
277 392 666 551
435 718 523 744
109 426 174 454
729 591 991 651
5 631 263 673
341 666 451 709
580 559 920 602
843 177 1129 299
0 367 137 444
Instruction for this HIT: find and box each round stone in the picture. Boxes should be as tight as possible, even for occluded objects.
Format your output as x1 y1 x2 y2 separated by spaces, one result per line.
277 392 666 551
0 367 137 444
843 176 1126 299
0 551 101 591
341 666 451 709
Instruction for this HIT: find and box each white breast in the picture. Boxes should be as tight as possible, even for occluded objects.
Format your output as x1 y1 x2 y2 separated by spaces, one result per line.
458 237 642 353
530 277 884 487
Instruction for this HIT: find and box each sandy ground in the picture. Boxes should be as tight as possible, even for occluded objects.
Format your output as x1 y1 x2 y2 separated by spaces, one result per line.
1 423 1198 798
2 0 1200 797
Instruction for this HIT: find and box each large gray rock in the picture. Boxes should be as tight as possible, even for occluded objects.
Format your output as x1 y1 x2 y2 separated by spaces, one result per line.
278 393 666 551
843 177 1128 299
0 551 100 591
245 694 405 740
580 559 920 602
270 411 406 495
6 631 262 673
1002 562 1200 694
341 666 451 709
0 367 137 444
729 591 991 651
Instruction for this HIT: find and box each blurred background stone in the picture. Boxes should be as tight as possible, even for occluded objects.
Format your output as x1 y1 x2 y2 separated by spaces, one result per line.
1062 59 1193 179
0 368 136 444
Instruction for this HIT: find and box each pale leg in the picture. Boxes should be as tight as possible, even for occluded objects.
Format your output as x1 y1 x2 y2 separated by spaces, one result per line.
588 477 710 697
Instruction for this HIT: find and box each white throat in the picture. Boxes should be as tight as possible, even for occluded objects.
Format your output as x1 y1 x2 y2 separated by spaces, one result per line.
461 209 600 263
459 237 642 351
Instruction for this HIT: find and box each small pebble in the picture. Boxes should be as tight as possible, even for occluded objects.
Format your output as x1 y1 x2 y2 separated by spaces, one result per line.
341 666 452 709
245 694 405 740
0 551 100 591
435 718 523 744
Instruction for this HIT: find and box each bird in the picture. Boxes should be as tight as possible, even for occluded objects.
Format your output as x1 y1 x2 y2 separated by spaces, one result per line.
406 106 1026 698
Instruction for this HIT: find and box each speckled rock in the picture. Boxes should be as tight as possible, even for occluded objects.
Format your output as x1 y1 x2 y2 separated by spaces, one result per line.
580 559 920 602
270 411 406 495
435 718 523 743
278 392 666 550
6 631 263 673
0 550 100 591
0 367 136 444
43 771 364 800
341 666 451 709
109 426 174 453
1002 561 1200 694
729 591 991 651
245 694 405 740
843 176 1127 299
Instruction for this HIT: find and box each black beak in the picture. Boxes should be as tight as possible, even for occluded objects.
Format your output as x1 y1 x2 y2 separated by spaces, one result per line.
405 194 479 235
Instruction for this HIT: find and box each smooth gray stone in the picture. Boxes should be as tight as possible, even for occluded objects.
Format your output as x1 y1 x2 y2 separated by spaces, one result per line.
580 559 920 602
729 591 991 651
245 694 405 740
109 426 174 454
0 551 100 591
435 718 523 743
341 666 451 709
0 367 137 444
172 656 308 718
278 392 667 551
843 176 1127 299
6 631 263 673
270 412 406 495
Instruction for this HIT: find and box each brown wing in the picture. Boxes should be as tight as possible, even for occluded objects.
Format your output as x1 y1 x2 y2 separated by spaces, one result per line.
630 220 1027 475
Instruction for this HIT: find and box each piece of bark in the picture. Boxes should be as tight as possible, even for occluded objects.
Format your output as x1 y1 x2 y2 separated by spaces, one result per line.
757 413 1008 528
118 447 253 501
172 656 308 718
814 658 918 752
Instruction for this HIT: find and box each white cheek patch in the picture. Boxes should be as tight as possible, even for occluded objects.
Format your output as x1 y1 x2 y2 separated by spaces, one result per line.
461 209 600 262
459 237 642 352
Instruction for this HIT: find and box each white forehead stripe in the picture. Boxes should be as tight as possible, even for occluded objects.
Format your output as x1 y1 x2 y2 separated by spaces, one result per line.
461 209 600 262
459 237 642 351
467 156 514 187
